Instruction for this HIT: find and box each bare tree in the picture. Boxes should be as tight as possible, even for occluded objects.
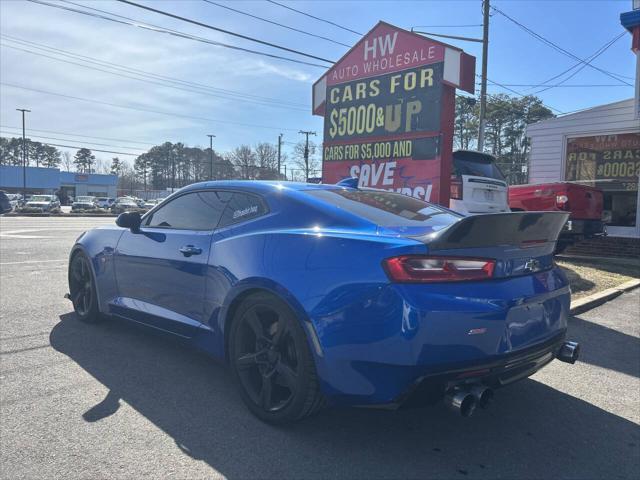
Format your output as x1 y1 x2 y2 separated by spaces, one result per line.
254 142 278 170
228 145 256 179
61 151 73 171
293 140 321 181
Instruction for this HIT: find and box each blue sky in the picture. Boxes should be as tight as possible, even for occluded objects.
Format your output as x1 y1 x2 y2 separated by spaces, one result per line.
0 0 636 168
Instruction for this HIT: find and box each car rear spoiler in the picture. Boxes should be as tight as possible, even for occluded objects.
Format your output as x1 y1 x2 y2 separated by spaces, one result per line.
414 211 569 250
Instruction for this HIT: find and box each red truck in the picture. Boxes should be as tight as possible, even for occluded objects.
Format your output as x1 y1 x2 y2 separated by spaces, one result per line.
508 182 606 252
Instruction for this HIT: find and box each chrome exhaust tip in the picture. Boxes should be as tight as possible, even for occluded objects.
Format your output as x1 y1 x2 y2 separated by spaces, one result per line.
445 390 477 417
557 341 580 364
470 385 494 409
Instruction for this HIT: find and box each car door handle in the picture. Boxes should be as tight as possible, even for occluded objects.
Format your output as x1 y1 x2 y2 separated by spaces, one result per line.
179 245 202 257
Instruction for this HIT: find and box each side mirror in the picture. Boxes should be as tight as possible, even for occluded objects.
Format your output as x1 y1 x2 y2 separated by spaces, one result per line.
116 211 142 232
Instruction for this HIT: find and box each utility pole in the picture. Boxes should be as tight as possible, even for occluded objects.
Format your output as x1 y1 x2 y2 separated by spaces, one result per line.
16 108 30 202
277 133 283 177
298 130 316 182
207 134 216 180
477 0 490 151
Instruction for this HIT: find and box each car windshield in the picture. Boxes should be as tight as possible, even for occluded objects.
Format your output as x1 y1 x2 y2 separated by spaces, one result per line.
306 189 461 228
452 151 505 180
76 196 94 202
118 198 136 205
96 197 107 201
30 195 52 202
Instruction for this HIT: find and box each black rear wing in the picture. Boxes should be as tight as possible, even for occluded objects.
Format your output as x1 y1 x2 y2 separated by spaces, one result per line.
415 211 569 250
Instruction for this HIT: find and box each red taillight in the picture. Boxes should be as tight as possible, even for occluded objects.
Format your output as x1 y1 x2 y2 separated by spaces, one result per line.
383 256 495 283
556 194 569 210
450 180 463 200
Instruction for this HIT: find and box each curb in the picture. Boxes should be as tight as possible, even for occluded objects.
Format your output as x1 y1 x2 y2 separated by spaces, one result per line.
570 279 640 315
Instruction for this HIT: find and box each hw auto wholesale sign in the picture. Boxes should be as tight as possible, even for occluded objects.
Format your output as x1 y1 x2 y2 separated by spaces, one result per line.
313 22 475 204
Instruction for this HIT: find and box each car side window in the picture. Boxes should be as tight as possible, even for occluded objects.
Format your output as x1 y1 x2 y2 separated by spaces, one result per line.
218 193 267 228
144 191 232 230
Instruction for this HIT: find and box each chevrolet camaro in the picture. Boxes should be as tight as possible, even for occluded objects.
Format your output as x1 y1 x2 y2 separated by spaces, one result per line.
67 181 580 423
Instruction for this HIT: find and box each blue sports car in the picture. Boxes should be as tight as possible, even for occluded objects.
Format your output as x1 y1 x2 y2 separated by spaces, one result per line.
67 181 580 423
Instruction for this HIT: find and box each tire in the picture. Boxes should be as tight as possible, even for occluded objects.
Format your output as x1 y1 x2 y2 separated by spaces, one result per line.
228 292 324 424
68 252 102 323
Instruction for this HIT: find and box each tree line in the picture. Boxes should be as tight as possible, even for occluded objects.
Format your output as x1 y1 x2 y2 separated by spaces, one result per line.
455 93 554 184
1 93 554 189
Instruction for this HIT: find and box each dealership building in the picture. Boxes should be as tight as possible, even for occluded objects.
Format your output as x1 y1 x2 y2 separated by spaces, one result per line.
526 3 640 240
0 165 118 198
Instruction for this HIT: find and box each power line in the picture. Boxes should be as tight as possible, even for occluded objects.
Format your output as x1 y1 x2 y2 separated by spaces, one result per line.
0 125 155 146
25 0 329 69
0 130 147 151
202 1 351 48
526 32 627 90
0 41 310 112
411 24 482 28
116 0 335 64
266 0 363 36
475 83 631 88
43 142 139 156
480 75 564 114
1 34 308 109
532 32 627 94
490 5 633 86
1 83 302 132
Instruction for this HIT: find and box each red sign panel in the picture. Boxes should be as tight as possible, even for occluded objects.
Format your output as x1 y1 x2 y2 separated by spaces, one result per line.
316 22 473 205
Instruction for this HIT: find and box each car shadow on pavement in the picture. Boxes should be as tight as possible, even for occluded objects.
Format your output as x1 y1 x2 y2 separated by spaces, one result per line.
50 313 639 480
568 315 639 379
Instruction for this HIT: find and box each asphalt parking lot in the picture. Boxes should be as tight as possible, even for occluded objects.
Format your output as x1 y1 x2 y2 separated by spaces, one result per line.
1 216 639 480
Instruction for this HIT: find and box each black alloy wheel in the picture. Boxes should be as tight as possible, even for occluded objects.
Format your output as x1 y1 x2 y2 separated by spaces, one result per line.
229 293 323 423
69 252 100 323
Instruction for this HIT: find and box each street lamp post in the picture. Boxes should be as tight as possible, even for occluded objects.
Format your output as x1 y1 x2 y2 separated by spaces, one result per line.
16 108 30 202
207 134 216 180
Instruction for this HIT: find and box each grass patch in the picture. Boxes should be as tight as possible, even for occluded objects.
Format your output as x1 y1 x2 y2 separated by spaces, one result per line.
556 258 640 299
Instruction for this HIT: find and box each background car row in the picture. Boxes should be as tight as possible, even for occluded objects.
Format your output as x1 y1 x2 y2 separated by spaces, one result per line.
0 190 166 214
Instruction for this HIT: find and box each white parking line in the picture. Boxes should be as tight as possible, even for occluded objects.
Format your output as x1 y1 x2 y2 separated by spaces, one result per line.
0 259 67 265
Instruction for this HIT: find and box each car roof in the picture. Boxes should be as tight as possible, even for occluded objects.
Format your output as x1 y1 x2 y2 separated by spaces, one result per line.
180 180 339 195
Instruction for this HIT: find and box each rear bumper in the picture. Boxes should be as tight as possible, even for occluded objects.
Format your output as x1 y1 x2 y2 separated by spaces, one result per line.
311 268 571 406
562 219 606 237
396 331 566 407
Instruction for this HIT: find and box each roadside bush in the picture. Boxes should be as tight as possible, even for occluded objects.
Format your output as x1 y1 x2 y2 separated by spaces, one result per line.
16 207 48 214
70 208 107 214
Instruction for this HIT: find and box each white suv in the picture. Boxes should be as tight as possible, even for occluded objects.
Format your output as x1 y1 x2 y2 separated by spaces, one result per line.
449 150 509 215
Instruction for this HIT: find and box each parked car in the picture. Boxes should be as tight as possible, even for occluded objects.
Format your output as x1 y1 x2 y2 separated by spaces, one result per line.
25 194 60 211
449 150 510 215
95 197 115 209
111 197 140 214
0 191 12 214
68 181 579 424
6 193 21 210
509 182 605 252
143 198 161 209
71 196 97 211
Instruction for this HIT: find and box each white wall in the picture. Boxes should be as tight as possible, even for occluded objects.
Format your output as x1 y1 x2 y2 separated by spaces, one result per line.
526 99 639 183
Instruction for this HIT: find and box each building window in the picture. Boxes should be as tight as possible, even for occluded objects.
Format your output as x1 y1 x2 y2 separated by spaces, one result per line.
565 133 639 227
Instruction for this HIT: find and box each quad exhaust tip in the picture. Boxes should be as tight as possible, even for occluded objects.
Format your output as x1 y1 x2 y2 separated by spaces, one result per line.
557 341 580 364
445 385 494 417
445 390 477 417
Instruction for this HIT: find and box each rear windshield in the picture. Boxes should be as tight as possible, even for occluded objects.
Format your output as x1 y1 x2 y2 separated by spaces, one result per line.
306 189 461 227
453 151 505 180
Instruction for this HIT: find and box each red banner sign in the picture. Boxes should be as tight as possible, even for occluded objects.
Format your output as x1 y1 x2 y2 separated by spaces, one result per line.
314 22 475 205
